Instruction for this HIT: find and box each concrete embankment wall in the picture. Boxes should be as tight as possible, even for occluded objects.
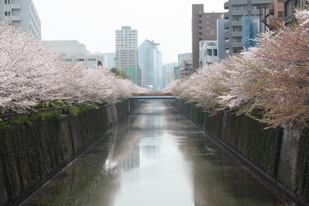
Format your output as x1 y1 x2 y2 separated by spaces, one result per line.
0 99 141 206
170 99 309 205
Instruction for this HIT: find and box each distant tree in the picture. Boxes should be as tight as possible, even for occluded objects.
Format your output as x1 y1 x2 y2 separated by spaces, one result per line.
110 67 131 79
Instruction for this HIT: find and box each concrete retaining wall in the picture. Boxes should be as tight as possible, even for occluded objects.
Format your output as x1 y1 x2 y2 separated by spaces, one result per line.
170 99 309 205
0 99 141 206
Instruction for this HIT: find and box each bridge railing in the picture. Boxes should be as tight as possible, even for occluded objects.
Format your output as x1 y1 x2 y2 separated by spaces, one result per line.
132 92 173 96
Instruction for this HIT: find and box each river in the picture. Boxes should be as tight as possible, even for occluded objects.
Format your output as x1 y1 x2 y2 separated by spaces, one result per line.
21 100 288 206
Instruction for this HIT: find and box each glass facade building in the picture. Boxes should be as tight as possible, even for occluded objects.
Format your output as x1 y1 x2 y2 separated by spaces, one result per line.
138 40 162 90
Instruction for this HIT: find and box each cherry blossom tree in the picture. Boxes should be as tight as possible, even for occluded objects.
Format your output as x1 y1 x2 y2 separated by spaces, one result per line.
246 11 309 128
165 9 309 129
0 22 145 113
0 22 66 111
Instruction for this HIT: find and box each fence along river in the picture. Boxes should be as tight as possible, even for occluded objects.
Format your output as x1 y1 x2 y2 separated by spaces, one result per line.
21 100 288 206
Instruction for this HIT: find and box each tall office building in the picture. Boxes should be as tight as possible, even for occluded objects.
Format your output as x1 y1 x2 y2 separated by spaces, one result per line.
0 0 41 39
223 0 273 56
192 4 223 69
138 39 162 90
115 26 138 84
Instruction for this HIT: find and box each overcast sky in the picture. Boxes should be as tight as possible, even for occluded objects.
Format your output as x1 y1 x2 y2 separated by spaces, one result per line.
32 0 226 64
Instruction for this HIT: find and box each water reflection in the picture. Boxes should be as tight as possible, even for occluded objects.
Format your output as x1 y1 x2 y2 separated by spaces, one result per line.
21 100 288 206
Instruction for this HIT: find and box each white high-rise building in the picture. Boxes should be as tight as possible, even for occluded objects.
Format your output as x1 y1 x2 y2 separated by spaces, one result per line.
138 40 162 90
0 0 41 39
115 26 138 84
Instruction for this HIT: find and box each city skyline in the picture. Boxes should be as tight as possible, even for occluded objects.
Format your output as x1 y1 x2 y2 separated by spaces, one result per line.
32 0 226 64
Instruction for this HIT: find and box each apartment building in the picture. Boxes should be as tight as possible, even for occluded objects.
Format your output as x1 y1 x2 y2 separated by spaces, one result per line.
0 0 41 39
223 0 273 56
192 4 224 69
115 26 139 85
199 40 218 65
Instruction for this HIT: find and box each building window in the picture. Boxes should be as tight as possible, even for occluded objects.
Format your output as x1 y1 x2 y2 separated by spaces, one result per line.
233 38 241 42
232 16 242 21
5 11 10 16
207 49 212 56
233 49 242 53
233 27 242 32
233 6 247 10
76 59 84 62
214 49 217 56
4 0 11 4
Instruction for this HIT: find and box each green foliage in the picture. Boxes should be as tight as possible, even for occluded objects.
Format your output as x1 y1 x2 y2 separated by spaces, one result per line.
53 100 64 107
0 104 97 132
67 106 80 116
67 104 96 116
31 109 62 121
110 67 131 79
0 121 10 131
0 109 63 132
13 114 31 125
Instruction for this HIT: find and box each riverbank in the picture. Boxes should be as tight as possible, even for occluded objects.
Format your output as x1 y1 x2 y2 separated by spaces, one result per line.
0 99 141 206
170 99 309 206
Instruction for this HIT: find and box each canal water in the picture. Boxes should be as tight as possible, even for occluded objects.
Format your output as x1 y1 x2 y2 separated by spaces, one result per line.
21 100 288 206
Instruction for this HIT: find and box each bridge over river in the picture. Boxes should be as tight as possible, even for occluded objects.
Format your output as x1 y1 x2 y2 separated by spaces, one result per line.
20 100 292 206
128 92 177 99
